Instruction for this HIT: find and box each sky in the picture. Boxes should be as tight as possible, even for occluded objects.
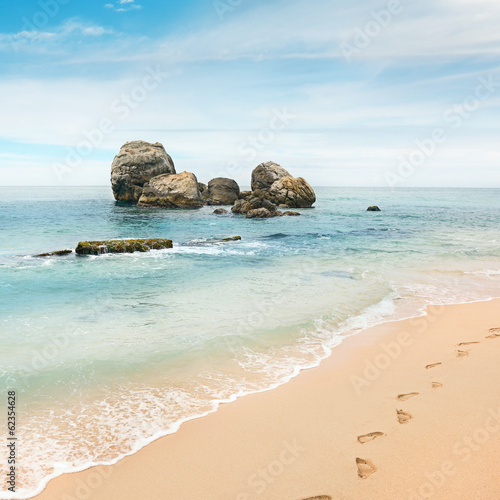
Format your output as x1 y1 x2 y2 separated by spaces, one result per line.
0 0 499 187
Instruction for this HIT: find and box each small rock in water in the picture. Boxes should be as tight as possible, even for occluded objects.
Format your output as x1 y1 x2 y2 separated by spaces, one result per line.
35 249 73 257
367 206 381 212
213 208 228 215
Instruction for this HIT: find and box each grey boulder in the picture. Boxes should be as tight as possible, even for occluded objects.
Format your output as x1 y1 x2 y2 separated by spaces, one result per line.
111 141 176 202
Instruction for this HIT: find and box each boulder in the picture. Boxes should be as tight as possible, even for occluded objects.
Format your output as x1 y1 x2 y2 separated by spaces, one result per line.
367 206 381 212
75 239 173 255
111 141 176 202
204 178 240 205
251 161 290 190
246 208 278 219
268 176 316 208
249 161 316 208
213 208 228 215
282 211 301 216
138 171 203 209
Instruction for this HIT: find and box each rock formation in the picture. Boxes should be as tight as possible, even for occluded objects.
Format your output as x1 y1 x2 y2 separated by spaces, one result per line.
75 239 173 255
111 141 176 202
138 171 203 208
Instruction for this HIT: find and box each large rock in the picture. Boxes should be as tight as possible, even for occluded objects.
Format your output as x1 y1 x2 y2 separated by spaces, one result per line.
204 178 240 205
268 176 316 208
250 161 316 208
137 171 203 208
111 141 176 202
251 161 290 191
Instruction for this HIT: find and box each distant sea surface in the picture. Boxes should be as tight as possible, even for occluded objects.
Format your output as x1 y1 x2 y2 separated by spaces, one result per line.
1 186 499 498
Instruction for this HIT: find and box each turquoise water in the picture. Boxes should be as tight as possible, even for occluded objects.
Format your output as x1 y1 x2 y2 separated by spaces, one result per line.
1 187 499 498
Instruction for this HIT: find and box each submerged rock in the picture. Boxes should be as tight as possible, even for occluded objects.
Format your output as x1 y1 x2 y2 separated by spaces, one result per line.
367 206 381 212
138 171 203 208
75 239 173 255
111 141 176 202
282 211 301 216
213 208 228 214
35 249 73 257
217 236 242 242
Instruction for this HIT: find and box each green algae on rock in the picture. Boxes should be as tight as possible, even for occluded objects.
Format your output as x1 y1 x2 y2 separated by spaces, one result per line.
75 239 173 255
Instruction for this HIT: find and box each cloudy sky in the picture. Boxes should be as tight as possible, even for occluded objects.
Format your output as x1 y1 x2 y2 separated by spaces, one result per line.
1 0 499 187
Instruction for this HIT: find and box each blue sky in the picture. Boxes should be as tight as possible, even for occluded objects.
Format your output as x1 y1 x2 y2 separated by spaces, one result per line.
0 0 499 186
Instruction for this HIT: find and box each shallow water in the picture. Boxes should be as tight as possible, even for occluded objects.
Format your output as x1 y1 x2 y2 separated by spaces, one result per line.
0 186 499 498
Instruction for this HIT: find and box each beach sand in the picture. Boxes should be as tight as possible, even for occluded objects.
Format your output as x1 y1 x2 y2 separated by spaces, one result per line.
34 299 500 500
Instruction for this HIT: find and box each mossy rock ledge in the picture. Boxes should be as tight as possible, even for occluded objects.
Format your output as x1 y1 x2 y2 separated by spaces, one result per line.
75 239 173 255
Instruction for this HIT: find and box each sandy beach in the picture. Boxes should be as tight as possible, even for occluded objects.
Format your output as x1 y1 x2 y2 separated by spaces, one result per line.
33 298 500 500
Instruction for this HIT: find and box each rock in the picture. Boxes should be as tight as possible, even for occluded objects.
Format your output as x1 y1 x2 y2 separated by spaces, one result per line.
204 178 240 205
239 191 253 200
282 211 301 216
367 206 381 212
35 249 73 257
111 141 176 202
249 161 316 208
251 161 290 190
232 197 278 216
268 176 316 208
138 171 203 208
198 182 207 193
217 236 242 242
75 239 173 255
246 208 277 219
213 208 228 214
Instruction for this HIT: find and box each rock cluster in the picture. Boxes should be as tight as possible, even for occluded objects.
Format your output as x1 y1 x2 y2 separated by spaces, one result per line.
110 141 315 215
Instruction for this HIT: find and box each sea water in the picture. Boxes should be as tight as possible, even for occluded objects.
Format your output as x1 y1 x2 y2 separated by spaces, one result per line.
0 186 499 498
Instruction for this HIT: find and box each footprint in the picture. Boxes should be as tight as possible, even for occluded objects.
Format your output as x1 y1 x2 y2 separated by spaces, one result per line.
358 432 385 444
397 409 412 424
300 497 332 500
397 392 419 401
356 458 377 479
486 333 500 339
456 350 470 357
457 342 479 346
489 327 500 333
432 382 443 389
426 362 442 369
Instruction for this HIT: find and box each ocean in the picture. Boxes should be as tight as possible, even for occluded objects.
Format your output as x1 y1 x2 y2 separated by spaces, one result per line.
1 186 499 498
